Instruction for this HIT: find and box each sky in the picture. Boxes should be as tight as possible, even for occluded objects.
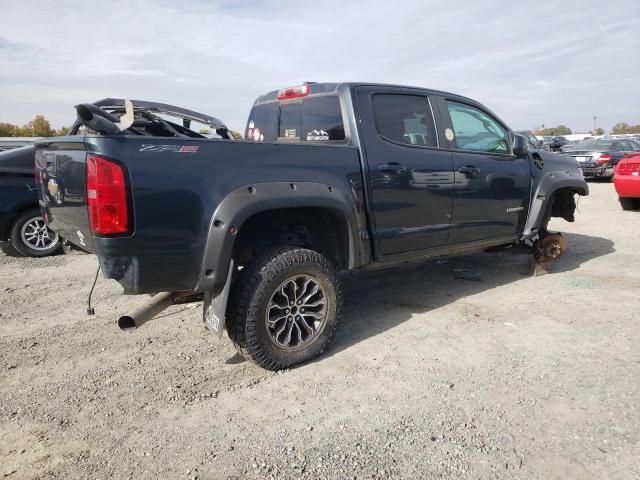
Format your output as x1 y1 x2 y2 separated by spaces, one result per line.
0 0 638 133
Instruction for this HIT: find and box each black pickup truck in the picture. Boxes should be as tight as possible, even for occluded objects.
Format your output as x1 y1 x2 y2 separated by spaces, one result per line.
36 83 588 370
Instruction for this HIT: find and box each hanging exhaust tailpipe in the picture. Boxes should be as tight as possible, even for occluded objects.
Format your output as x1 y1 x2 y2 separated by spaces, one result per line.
118 292 178 331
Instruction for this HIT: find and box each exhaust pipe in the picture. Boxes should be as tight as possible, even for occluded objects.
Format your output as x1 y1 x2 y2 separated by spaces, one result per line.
117 292 177 331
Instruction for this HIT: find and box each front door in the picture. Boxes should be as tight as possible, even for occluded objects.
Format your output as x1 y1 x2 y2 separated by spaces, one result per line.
355 87 454 256
438 99 532 244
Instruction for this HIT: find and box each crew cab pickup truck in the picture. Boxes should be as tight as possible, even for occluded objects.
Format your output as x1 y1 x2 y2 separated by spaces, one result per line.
36 83 588 370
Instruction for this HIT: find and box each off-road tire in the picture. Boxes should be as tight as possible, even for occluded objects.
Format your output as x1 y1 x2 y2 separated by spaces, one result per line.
9 209 62 257
619 196 638 211
226 247 342 370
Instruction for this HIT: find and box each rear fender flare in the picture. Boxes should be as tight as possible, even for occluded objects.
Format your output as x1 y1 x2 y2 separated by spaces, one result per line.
195 181 361 294
522 171 588 239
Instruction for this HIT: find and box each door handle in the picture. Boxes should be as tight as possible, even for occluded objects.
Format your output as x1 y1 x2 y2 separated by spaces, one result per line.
378 162 406 173
458 165 481 175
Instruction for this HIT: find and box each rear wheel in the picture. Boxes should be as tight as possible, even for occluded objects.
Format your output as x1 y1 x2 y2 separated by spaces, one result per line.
9 209 61 257
619 197 638 211
226 246 342 370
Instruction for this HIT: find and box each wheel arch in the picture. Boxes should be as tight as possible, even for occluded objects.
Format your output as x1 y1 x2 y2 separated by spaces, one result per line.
522 173 589 239
195 182 362 294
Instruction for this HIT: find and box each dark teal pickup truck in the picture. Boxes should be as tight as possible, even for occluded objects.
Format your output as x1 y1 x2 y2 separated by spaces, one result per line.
35 83 588 370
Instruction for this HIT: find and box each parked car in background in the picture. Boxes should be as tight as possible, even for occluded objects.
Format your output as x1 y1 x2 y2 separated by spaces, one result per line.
550 136 569 152
563 138 640 181
542 136 554 149
614 153 640 210
0 145 61 256
559 140 580 152
517 131 544 149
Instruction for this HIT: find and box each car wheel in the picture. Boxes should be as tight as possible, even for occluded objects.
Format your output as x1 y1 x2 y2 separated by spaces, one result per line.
619 197 638 211
9 209 62 257
226 246 342 370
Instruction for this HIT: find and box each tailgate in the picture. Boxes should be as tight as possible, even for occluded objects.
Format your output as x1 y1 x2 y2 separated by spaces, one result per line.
35 138 94 252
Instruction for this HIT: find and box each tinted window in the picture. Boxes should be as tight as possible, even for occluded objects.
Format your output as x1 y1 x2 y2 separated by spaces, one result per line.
446 101 509 154
629 140 640 151
246 101 279 142
278 96 345 142
372 94 437 147
621 141 637 151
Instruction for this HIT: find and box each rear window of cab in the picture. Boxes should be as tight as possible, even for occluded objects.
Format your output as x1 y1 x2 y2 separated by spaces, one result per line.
246 95 345 143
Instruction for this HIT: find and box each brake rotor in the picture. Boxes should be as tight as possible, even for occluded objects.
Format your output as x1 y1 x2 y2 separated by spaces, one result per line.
535 233 566 263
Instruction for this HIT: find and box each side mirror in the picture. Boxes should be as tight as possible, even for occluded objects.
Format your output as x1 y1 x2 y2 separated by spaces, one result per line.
512 133 529 156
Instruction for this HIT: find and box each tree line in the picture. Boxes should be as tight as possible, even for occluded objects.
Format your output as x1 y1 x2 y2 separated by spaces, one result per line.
0 115 69 137
610 122 640 135
528 123 636 136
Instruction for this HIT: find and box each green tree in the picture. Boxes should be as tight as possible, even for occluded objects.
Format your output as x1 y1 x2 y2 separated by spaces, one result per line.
56 126 70 136
0 122 16 136
593 127 605 135
29 115 54 137
611 122 640 134
533 125 573 136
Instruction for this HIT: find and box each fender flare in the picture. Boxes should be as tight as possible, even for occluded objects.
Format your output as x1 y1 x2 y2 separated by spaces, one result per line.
195 181 363 294
521 171 588 239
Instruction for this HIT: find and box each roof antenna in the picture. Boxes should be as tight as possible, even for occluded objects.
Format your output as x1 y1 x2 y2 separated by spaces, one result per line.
87 265 100 315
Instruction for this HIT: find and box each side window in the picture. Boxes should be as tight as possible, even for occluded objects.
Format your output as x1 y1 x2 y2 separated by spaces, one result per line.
372 94 438 147
630 141 640 151
621 141 634 151
446 101 510 154
246 102 279 142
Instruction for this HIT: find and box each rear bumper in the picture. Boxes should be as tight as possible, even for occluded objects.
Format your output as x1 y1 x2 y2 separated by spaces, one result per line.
94 236 204 294
580 165 613 178
614 175 640 198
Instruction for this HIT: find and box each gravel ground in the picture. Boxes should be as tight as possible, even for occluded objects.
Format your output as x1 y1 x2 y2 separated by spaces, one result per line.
1 181 638 479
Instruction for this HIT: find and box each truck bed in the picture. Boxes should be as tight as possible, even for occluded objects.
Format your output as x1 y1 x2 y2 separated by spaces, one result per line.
36 136 364 293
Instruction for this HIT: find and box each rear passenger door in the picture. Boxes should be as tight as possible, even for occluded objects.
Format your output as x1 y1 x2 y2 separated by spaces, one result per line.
435 97 532 244
355 86 454 256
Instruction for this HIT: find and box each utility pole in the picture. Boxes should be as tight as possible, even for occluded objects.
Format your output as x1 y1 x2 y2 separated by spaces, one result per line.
593 116 597 134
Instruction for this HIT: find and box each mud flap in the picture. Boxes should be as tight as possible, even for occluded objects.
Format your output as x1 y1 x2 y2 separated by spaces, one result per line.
203 260 234 338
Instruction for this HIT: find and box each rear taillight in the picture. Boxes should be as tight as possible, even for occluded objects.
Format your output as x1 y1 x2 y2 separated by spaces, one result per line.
86 155 129 235
277 84 310 100
616 162 640 176
596 153 612 165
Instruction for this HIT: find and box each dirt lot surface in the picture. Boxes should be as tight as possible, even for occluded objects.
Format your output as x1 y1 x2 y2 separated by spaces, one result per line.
1 182 638 479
